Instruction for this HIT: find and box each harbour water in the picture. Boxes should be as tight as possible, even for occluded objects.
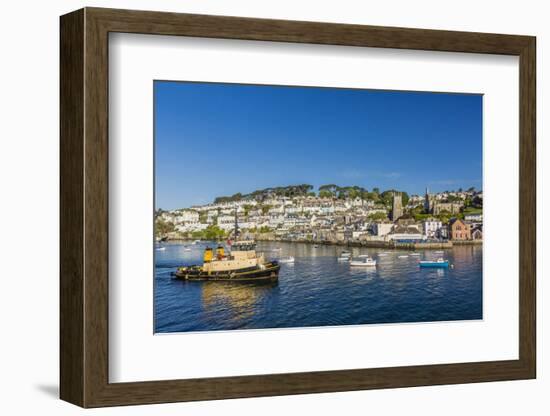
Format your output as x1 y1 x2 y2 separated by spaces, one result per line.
154 241 482 333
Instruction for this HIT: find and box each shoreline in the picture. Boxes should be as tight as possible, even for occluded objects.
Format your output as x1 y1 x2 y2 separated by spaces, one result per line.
159 236 482 250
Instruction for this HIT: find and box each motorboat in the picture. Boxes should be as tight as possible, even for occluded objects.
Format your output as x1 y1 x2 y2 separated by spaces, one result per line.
278 256 295 264
350 257 377 267
419 258 449 268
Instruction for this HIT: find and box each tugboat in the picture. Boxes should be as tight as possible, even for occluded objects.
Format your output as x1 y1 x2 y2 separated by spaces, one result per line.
173 212 280 283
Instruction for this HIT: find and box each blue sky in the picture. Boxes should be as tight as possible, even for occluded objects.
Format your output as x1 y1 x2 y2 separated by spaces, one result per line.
155 81 482 210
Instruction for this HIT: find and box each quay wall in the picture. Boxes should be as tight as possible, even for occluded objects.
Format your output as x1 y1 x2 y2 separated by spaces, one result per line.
162 234 482 250
252 235 481 250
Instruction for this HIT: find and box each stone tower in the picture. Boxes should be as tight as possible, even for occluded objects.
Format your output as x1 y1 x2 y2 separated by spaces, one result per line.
392 192 403 221
424 187 433 213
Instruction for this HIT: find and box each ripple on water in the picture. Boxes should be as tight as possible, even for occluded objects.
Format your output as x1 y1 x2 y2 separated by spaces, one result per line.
154 241 483 332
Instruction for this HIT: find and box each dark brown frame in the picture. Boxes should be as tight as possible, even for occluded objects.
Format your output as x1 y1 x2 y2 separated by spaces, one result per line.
60 7 536 408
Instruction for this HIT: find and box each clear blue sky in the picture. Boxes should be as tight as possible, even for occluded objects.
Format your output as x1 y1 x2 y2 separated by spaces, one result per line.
155 81 482 210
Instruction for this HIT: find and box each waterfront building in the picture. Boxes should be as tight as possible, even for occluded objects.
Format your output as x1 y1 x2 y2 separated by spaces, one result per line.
386 225 425 241
423 219 443 239
449 218 471 240
373 221 394 237
471 226 483 240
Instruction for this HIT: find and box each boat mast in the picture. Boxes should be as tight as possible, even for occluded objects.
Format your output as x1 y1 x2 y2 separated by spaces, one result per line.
234 208 240 240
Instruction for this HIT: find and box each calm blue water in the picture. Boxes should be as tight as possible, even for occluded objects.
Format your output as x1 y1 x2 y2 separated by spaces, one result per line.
154 241 482 333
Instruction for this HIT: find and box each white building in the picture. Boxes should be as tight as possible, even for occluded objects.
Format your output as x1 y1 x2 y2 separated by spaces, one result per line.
217 214 235 231
285 205 303 214
269 214 285 228
423 219 443 239
175 222 208 232
386 225 424 241
373 222 394 237
464 213 483 222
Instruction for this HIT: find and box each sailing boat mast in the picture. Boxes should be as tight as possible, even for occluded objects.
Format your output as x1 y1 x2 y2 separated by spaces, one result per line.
233 208 240 239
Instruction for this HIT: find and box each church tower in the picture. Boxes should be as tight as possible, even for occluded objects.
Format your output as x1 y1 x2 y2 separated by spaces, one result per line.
424 187 433 213
392 192 403 221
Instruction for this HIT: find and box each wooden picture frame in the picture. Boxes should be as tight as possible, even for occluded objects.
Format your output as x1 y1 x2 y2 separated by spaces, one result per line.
60 7 536 408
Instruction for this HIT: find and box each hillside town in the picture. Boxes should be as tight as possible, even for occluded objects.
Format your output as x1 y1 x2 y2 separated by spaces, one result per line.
155 185 483 247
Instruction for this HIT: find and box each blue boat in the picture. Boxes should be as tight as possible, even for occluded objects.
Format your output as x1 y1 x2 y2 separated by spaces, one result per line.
419 258 449 268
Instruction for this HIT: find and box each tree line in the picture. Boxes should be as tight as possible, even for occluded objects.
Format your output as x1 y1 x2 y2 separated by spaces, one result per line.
213 184 413 204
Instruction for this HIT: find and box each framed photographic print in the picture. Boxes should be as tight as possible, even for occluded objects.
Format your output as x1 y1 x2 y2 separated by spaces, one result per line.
60 7 536 408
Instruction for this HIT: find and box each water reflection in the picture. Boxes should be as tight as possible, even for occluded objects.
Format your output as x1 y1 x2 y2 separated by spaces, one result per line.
200 281 278 325
155 241 482 333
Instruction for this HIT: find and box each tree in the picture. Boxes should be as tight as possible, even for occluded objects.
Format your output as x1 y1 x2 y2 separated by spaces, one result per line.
155 218 175 236
243 204 253 216
365 191 380 202
472 195 483 208
368 211 388 221
191 225 226 240
319 184 339 197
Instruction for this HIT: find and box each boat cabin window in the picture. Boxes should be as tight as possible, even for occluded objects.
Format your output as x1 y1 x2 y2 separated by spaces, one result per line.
232 243 256 251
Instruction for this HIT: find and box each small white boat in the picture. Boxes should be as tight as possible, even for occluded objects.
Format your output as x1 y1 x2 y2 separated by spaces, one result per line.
350 257 377 267
272 247 282 251
357 254 369 258
377 253 388 257
192 240 200 245
337 255 351 262
398 255 409 259
409 252 421 256
183 247 191 252
278 256 295 264
434 250 444 254
340 250 352 257
155 247 166 251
